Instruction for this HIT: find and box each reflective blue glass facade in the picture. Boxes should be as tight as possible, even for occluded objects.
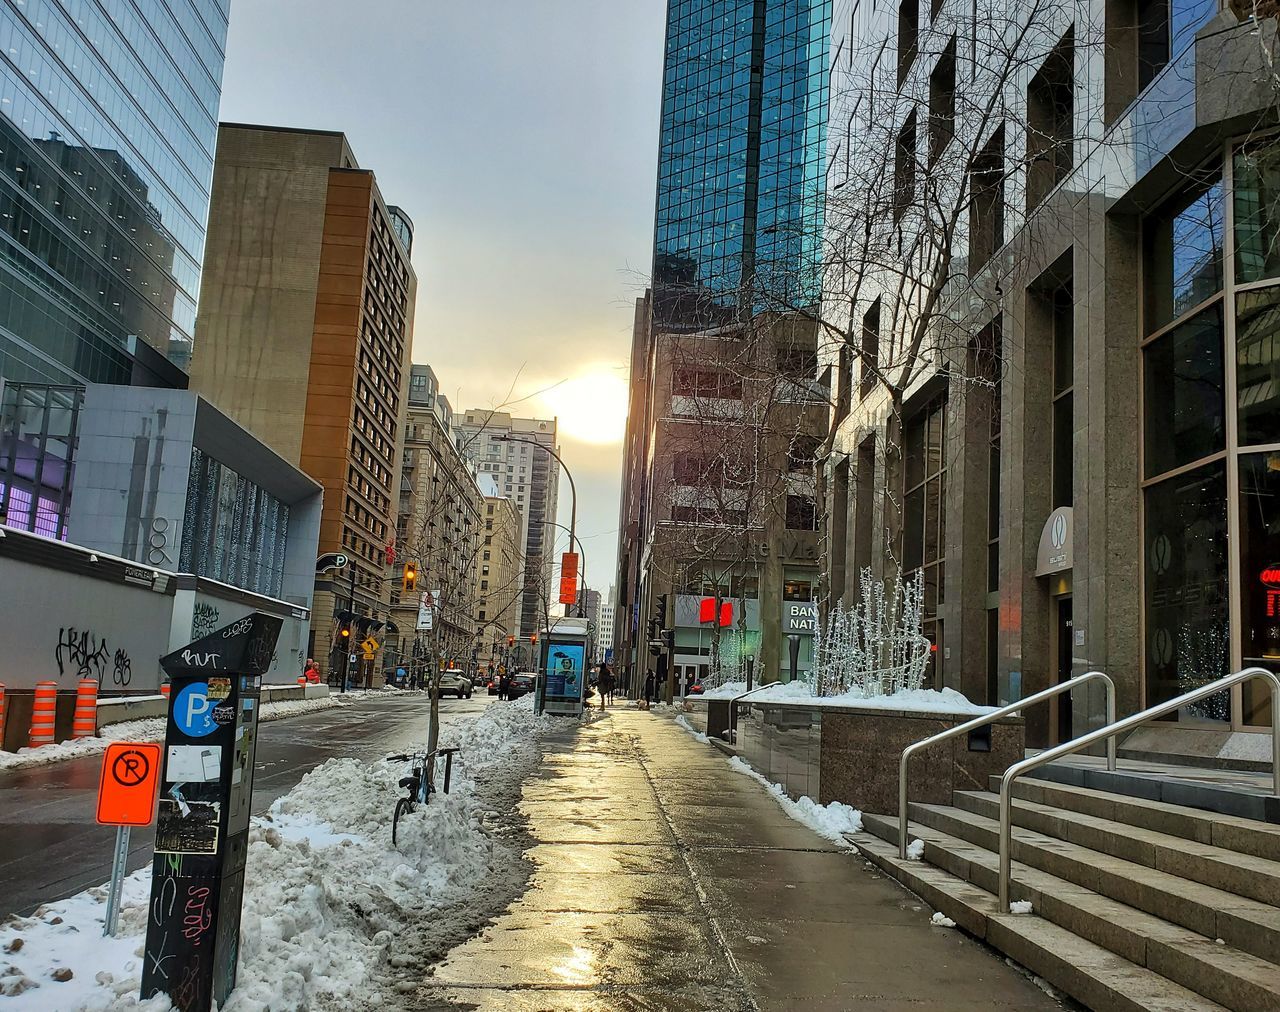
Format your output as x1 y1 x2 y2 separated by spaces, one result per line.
654 0 830 329
0 0 227 386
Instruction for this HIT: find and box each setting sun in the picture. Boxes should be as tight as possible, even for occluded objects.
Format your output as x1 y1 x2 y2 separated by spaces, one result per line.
538 369 629 445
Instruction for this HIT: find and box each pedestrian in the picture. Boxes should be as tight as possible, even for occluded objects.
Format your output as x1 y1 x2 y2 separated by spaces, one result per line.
599 662 615 706
304 658 321 684
498 672 509 700
644 670 655 707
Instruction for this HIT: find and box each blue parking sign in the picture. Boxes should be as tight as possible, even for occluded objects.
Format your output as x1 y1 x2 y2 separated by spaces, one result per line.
174 682 216 738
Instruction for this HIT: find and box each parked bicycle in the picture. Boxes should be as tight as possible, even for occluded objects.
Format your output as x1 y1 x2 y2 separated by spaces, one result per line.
387 747 459 846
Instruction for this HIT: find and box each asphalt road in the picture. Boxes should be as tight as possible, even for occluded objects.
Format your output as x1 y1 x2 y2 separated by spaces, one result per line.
0 692 496 919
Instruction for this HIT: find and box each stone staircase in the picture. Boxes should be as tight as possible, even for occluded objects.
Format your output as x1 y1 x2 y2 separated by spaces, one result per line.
851 773 1280 1011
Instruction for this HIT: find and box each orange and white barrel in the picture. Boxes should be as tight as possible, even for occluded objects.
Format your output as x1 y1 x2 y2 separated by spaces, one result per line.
72 678 98 738
28 681 58 748
160 682 170 700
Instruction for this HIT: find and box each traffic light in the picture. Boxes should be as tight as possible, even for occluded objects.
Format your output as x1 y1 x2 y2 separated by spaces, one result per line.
656 594 668 623
507 635 515 648
647 616 660 640
402 561 418 593
530 633 538 646
339 623 352 642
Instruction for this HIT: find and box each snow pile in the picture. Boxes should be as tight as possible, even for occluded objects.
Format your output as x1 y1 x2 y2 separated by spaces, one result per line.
906 839 925 860
0 696 559 1011
674 714 709 743
1010 900 1034 915
727 756 863 844
0 695 353 773
698 681 748 700
708 679 994 716
930 911 957 928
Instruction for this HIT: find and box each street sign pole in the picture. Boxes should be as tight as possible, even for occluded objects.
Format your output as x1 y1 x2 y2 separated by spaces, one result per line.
102 824 131 937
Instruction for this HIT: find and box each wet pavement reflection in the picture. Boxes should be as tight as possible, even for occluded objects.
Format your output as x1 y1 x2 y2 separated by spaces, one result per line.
414 709 1062 1011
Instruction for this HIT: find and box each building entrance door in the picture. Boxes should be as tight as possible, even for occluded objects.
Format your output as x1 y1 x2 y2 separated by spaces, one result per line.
1056 596 1073 743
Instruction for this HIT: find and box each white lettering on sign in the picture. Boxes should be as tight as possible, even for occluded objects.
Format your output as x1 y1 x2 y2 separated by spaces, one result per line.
185 692 214 728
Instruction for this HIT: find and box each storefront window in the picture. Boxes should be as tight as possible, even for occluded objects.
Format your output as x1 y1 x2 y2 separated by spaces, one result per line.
1235 286 1280 447
1237 453 1280 726
1143 305 1225 478
1144 461 1229 720
1144 172 1223 333
1234 139 1280 285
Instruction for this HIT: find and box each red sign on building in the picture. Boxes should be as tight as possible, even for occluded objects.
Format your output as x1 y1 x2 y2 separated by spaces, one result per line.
698 598 733 627
559 552 579 606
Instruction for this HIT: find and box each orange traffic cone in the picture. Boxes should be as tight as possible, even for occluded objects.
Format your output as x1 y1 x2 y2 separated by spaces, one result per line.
28 681 57 748
72 678 98 738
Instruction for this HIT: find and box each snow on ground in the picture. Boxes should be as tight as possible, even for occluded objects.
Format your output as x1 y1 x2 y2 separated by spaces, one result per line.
701 679 994 716
674 714 709 743
0 694 354 773
0 696 572 1011
725 756 863 844
906 839 925 861
930 911 957 928
1009 900 1034 915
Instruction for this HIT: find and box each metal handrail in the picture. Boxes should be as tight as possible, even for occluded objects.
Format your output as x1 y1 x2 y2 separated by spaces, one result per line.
997 665 1280 910
724 680 782 743
898 670 1116 858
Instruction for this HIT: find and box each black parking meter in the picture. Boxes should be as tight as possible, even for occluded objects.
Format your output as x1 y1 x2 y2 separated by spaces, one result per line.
141 613 281 1012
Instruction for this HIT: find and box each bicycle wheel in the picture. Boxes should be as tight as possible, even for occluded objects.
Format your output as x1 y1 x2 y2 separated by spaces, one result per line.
392 796 414 846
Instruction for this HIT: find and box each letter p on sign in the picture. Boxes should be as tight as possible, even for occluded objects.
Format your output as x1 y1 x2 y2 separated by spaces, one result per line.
97 741 162 826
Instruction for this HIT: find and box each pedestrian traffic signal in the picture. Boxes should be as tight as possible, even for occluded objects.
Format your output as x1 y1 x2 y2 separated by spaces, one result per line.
507 635 515 647
402 562 418 593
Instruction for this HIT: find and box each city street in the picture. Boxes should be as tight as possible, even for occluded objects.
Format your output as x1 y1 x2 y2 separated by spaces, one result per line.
0 692 494 920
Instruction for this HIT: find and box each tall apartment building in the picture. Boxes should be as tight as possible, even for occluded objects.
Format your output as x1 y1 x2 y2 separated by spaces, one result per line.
0 1 229 536
388 364 483 672
825 0 1280 757
474 476 523 673
454 411 559 639
577 586 602 661
616 0 831 691
190 125 416 680
598 591 615 663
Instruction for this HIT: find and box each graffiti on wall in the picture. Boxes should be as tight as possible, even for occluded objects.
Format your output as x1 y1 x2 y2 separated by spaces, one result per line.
191 602 221 639
55 627 133 685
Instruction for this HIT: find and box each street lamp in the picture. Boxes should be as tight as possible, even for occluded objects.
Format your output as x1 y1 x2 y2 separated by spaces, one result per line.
496 433 580 614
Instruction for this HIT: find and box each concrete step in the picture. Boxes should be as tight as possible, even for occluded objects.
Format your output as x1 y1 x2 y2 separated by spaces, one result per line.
1022 763 1280 824
990 775 1280 862
904 801 1280 969
851 824 1229 1012
954 789 1280 907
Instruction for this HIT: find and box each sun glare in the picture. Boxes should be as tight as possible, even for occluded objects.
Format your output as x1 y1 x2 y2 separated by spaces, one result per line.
539 370 628 445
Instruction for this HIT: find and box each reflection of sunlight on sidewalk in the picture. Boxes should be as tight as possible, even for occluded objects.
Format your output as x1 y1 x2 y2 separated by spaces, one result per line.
551 944 596 986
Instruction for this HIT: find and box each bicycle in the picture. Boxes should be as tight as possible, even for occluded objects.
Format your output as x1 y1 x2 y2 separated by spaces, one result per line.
387 747 459 846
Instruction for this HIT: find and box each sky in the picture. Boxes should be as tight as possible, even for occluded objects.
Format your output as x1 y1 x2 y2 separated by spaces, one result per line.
219 1 667 592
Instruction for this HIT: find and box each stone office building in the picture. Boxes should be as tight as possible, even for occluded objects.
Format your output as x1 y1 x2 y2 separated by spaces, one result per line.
825 0 1280 758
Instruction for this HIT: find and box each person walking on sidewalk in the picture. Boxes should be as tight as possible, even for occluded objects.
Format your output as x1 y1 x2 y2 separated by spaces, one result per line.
644 670 655 707
597 662 614 709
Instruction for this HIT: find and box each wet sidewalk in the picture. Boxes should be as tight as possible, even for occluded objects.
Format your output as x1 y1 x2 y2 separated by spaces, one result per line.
415 708 1062 1011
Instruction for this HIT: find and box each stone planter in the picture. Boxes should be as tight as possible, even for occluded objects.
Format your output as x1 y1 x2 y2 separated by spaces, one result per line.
818 706 1024 815
730 699 1025 816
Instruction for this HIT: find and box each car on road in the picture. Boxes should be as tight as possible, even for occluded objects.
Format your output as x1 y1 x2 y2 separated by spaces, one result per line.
436 670 473 699
486 676 499 696
507 673 535 699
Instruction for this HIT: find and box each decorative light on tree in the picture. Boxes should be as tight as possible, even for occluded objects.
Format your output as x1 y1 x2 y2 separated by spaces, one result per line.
812 568 930 698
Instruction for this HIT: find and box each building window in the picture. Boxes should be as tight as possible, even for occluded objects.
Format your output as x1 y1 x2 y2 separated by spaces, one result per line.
1051 285 1074 508
1026 28 1075 212
861 300 881 398
1143 306 1226 479
1138 0 1217 92
928 39 956 165
898 0 919 84
787 435 821 472
1145 169 1223 334
894 112 918 221
783 580 814 601
970 126 1005 271
904 397 946 672
785 494 817 531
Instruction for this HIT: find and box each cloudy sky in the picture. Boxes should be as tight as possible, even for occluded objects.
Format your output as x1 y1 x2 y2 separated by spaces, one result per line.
219 1 666 590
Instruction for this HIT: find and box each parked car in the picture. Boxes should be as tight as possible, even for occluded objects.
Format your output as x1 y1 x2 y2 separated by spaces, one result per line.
507 673 535 699
436 670 473 699
486 676 499 696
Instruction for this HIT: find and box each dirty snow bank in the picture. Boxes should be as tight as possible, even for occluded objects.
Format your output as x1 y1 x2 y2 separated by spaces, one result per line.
0 695 354 773
0 697 567 1011
726 756 863 844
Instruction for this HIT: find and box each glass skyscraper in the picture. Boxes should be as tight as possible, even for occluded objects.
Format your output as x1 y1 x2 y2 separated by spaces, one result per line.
653 0 830 329
0 0 228 386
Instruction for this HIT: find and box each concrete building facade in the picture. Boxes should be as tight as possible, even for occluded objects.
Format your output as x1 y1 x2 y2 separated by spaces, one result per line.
824 0 1280 757
388 364 483 674
189 124 416 681
454 411 560 640
474 479 523 674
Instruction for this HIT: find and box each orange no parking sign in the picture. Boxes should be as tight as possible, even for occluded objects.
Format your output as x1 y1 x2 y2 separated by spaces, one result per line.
96 742 162 826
